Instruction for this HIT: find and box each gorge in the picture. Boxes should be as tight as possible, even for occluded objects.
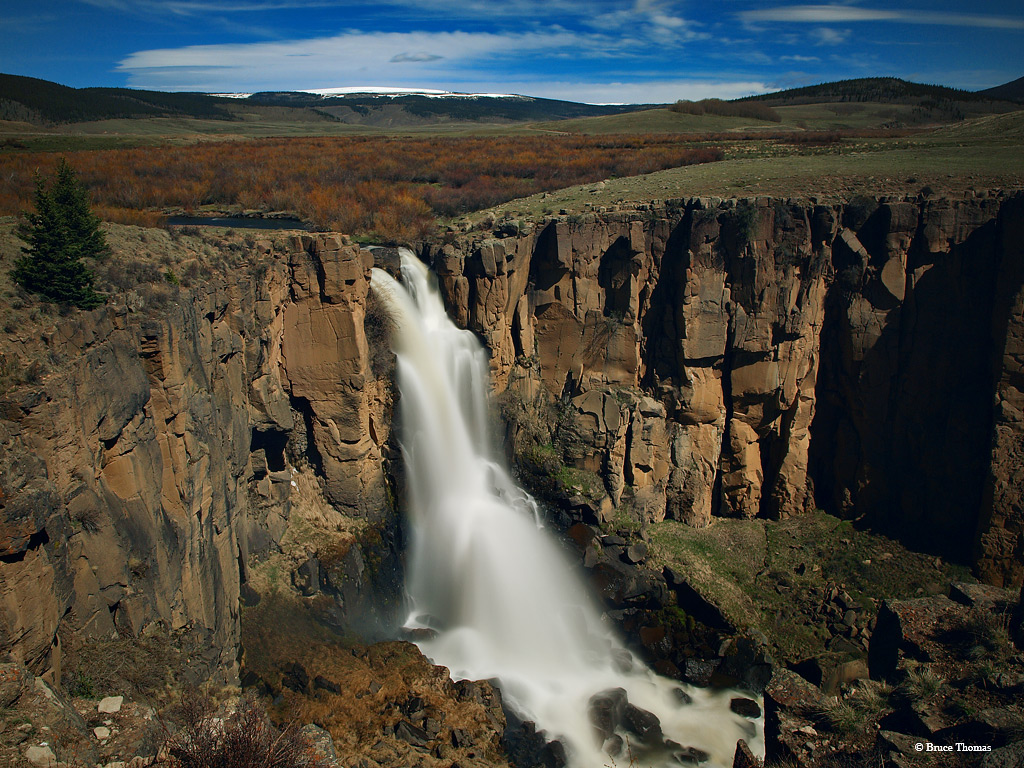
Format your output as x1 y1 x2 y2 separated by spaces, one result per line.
2 189 1024 767
373 251 760 767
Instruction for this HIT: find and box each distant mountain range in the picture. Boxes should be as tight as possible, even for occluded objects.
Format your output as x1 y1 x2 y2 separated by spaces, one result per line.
0 72 1021 128
0 73 655 127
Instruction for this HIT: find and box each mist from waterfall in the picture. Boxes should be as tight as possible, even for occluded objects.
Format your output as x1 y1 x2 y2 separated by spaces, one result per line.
370 249 762 768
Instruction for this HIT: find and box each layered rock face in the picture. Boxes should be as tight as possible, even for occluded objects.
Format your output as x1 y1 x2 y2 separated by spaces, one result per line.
3 191 1022 689
0 235 389 681
427 192 1024 587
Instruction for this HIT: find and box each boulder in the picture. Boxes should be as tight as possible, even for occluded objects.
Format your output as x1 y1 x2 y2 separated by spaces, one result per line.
869 597 968 680
732 739 763 768
98 695 124 714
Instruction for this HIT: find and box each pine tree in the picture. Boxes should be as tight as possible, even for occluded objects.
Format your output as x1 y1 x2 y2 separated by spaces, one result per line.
12 158 107 309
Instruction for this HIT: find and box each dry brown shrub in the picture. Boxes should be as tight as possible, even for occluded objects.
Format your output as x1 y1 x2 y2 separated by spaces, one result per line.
164 692 326 768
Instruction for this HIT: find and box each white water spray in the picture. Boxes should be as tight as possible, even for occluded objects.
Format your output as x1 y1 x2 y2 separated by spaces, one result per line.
371 250 762 768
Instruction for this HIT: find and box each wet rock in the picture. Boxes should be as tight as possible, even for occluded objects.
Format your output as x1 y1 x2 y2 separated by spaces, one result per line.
732 739 762 768
595 734 620 760
670 743 710 764
671 687 693 706
611 647 634 673
684 658 721 687
588 687 628 741
729 698 762 719
502 708 566 768
623 703 662 742
543 739 568 768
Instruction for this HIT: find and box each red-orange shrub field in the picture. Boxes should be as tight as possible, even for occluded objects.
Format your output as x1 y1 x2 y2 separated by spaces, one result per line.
0 136 723 240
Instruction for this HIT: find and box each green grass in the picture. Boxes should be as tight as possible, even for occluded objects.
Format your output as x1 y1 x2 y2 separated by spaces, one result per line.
810 680 892 735
464 132 1024 227
647 510 978 662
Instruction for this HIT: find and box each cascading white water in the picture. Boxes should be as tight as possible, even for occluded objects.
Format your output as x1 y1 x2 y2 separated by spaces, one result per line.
371 249 763 768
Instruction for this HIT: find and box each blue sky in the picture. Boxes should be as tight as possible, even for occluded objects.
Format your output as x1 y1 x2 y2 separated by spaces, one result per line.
3 1 1023 103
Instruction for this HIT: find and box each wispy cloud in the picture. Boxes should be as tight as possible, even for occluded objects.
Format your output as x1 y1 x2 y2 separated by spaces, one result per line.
81 0 618 18
80 0 349 13
812 27 850 45
390 52 444 63
117 29 627 91
740 5 1024 30
588 0 708 44
113 22 772 102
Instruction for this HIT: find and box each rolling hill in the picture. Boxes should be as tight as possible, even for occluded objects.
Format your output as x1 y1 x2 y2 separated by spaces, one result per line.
0 74 656 128
0 73 235 124
977 75 1024 103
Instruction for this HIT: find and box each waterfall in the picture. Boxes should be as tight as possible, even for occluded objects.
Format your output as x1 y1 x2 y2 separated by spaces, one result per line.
370 249 763 768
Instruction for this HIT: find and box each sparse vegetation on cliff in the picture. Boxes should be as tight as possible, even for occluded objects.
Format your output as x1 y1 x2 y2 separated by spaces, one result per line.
164 692 326 768
11 158 106 309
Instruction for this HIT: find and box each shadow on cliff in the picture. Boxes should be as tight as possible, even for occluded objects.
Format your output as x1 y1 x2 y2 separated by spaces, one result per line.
809 204 1007 565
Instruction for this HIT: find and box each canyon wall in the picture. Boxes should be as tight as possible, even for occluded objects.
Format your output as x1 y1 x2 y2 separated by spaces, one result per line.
427 192 1024 588
0 234 390 682
2 190 1022 686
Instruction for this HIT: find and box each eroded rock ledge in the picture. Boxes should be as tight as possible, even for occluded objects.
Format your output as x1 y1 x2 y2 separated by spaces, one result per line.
0 233 392 683
2 189 1022 695
425 191 1024 588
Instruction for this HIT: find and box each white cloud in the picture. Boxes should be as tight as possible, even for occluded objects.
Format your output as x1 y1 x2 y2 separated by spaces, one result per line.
81 0 627 19
115 27 772 102
390 52 444 63
80 0 350 13
740 5 1024 30
780 55 820 62
588 0 708 44
116 29 632 92
812 27 851 45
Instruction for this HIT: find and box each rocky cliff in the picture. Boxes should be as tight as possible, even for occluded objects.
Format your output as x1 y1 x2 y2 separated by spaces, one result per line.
0 230 392 685
427 191 1024 588
2 189 1022 692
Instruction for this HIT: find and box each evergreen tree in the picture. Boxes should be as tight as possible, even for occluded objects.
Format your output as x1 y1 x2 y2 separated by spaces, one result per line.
11 158 107 309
